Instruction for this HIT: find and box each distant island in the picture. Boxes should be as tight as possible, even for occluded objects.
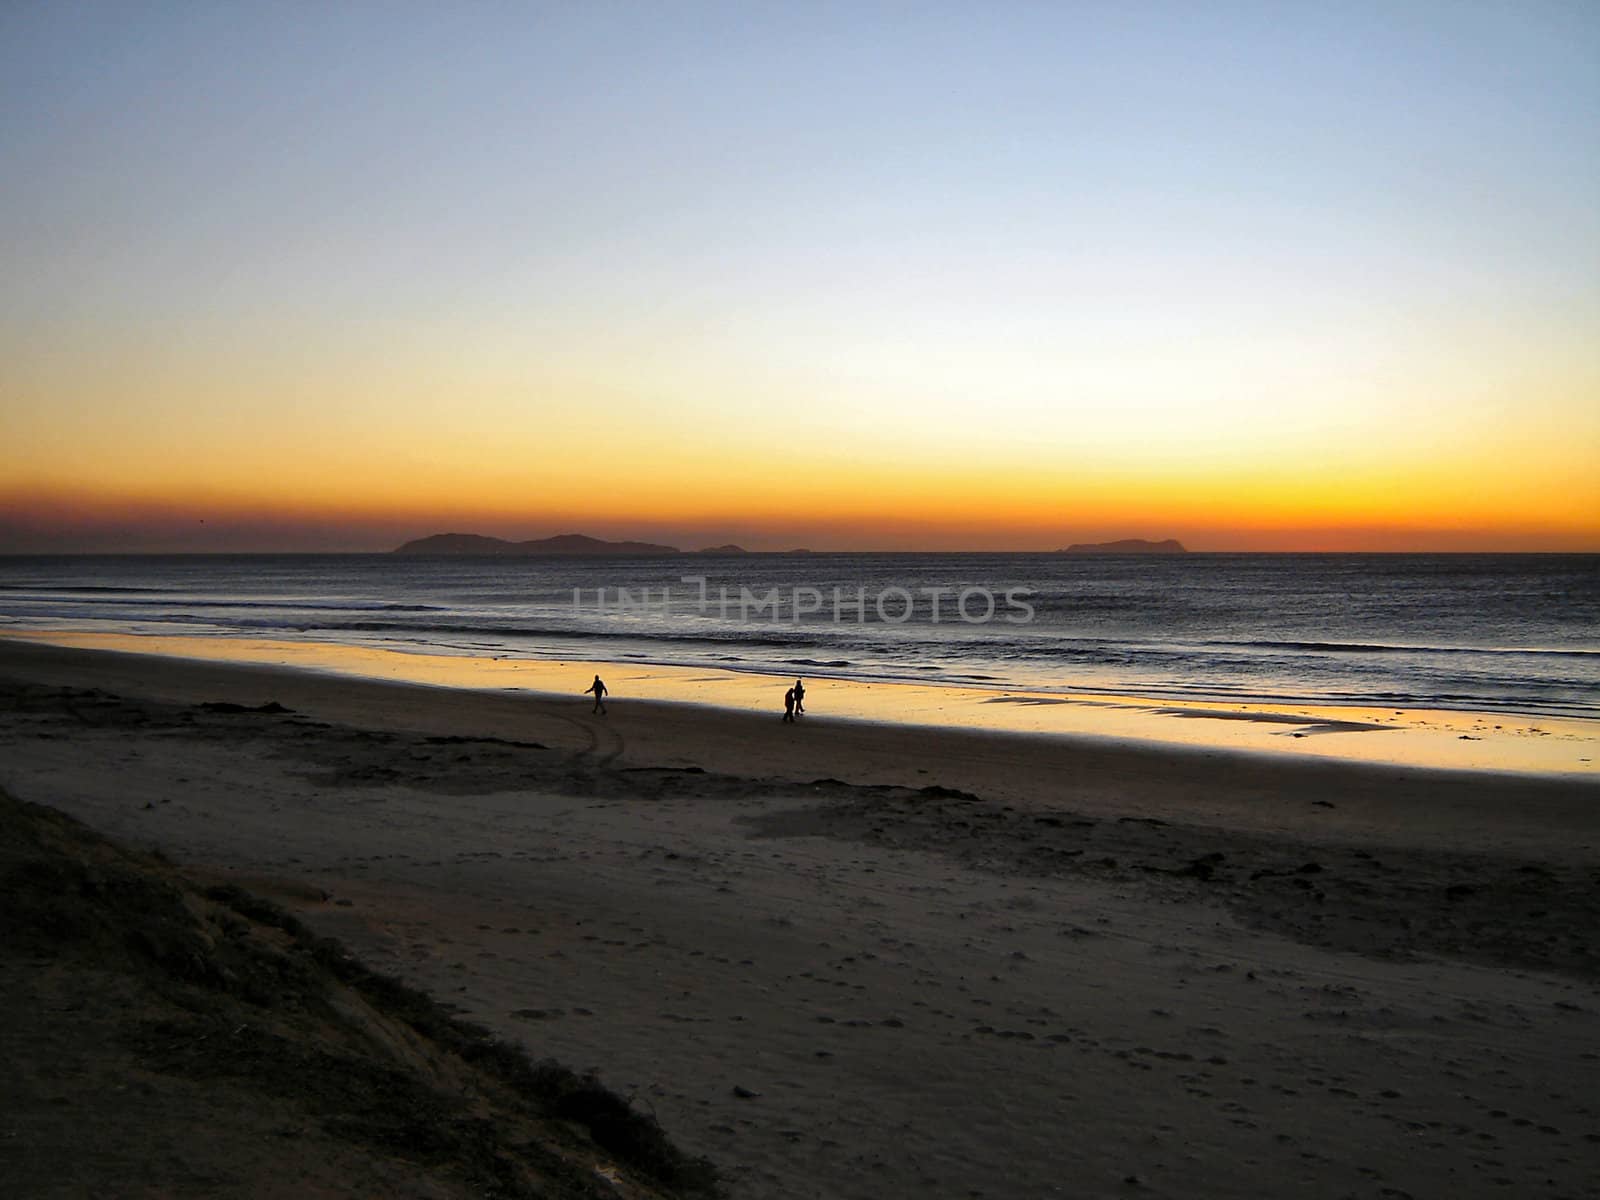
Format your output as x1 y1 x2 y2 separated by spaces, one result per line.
1061 538 1187 554
392 532 767 557
395 532 1188 556
394 532 687 557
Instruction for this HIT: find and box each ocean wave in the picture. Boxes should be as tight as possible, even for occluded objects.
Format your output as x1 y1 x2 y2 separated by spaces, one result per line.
36 607 1599 684
0 584 171 594
0 597 448 614
1209 638 1600 659
4 551 1596 722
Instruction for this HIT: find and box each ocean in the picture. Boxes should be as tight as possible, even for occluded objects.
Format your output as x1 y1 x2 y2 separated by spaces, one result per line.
0 553 1596 720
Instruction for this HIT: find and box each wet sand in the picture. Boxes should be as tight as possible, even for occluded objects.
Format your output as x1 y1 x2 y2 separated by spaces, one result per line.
2 638 1598 1198
10 629 1598 776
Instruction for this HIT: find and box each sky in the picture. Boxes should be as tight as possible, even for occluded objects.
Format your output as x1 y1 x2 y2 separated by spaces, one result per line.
2 2 1597 552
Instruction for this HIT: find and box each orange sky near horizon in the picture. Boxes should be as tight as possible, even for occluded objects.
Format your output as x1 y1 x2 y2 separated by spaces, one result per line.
4 440 1597 553
3 7 1597 555
4 308 1597 551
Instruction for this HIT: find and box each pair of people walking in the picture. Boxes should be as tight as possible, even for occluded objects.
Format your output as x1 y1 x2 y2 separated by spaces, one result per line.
587 672 806 724
783 678 805 723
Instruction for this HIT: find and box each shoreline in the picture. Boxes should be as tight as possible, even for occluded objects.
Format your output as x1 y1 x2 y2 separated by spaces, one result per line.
4 628 1597 778
1 635 1595 862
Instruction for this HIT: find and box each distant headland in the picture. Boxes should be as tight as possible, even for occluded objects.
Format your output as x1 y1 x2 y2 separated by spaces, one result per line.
393 532 695 556
394 532 1191 556
1060 538 1187 554
393 532 771 557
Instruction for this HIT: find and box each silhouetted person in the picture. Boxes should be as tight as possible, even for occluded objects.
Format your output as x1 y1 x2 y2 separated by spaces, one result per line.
793 678 806 715
782 686 796 723
586 674 608 715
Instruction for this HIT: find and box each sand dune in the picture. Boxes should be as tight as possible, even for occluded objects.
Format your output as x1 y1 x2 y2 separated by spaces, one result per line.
0 786 717 1199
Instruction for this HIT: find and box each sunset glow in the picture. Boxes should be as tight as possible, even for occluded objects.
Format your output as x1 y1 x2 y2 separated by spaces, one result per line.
3 4 1596 552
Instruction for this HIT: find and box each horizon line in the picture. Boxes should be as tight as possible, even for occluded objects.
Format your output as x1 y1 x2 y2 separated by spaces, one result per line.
4 547 1599 558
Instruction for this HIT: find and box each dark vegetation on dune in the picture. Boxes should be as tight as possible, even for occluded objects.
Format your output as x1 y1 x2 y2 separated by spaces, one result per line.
0 787 722 1199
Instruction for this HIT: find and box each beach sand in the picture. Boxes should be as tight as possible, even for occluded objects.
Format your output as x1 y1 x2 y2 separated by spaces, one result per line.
13 631 1599 777
2 637 1597 1198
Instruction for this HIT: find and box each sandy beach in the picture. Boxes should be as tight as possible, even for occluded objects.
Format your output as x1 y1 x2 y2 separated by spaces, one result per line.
2 637 1598 1198
9 3 1598 1195
12 630 1600 778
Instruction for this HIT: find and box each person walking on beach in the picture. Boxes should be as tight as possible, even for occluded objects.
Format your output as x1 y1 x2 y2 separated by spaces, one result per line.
585 674 608 715
782 686 796 723
793 678 805 716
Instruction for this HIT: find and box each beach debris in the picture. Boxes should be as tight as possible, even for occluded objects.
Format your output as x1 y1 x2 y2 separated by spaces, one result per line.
918 784 981 802
1176 852 1226 880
